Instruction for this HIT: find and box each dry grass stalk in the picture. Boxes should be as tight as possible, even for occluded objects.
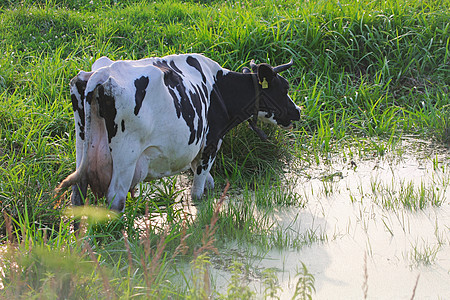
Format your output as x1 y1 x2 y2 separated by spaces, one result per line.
147 230 167 287
141 203 152 258
140 203 152 295
76 219 88 253
172 219 191 258
194 181 230 258
84 241 115 299
3 211 13 244
140 255 150 295
122 230 133 272
410 274 420 300
362 252 368 299
203 261 211 298
52 189 66 209
42 228 47 244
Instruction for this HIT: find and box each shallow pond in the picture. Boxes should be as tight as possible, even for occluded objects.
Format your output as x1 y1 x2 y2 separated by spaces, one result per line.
195 137 450 299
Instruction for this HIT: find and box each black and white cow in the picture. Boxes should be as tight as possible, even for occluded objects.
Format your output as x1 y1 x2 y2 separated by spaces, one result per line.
57 54 301 212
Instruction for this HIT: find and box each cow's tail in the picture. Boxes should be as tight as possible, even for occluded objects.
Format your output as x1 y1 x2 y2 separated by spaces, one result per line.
55 70 109 194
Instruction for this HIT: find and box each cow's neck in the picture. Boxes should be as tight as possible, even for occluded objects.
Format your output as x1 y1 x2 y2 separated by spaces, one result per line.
209 70 262 141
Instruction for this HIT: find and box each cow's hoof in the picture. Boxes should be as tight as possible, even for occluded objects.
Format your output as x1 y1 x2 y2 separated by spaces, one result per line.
110 198 126 212
191 189 204 202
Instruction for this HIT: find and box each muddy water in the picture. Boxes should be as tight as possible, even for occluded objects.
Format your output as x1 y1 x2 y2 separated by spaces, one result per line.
208 138 450 299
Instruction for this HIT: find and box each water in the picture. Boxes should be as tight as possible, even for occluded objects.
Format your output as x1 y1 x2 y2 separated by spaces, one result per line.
208 138 450 299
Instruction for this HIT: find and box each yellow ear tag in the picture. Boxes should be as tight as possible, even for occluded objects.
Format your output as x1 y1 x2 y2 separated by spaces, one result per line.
261 78 269 89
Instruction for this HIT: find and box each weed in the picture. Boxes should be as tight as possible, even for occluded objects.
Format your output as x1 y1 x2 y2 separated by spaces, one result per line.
408 240 440 266
253 174 305 208
187 254 213 300
372 179 445 211
218 261 255 300
194 182 229 258
291 262 316 300
262 268 283 299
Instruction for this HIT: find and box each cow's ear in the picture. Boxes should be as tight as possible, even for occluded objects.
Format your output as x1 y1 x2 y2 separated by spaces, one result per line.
257 64 275 89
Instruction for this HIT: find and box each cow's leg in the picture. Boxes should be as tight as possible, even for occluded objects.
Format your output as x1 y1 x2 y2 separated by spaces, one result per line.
107 149 152 212
192 168 214 201
191 140 221 201
106 152 141 212
191 163 214 199
70 178 87 231
107 169 135 212
191 169 215 200
70 179 87 206
205 173 214 191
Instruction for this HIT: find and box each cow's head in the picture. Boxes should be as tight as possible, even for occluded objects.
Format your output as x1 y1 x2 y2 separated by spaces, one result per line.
243 60 301 129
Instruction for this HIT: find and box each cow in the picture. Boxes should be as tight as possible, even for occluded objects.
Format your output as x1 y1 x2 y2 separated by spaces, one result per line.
56 54 301 212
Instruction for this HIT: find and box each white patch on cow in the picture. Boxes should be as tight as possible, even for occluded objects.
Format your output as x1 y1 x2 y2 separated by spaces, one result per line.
295 102 302 116
92 56 114 71
258 111 277 125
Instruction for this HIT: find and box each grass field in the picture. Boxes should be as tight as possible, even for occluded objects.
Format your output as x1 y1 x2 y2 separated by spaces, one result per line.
0 0 449 298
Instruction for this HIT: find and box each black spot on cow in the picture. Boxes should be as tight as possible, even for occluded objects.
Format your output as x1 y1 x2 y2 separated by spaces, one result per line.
70 94 79 112
77 124 85 140
75 80 86 99
85 90 95 105
187 56 206 83
134 76 149 116
152 60 202 145
121 119 125 132
97 85 118 144
200 143 218 172
198 70 264 168
201 83 208 104
190 85 205 142
196 165 202 175
71 94 85 140
169 60 183 75
152 60 173 76
71 79 87 140
153 61 183 118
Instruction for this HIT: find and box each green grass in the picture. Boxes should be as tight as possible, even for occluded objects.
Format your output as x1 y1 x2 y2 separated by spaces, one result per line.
408 240 440 266
371 179 446 211
1 0 449 298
